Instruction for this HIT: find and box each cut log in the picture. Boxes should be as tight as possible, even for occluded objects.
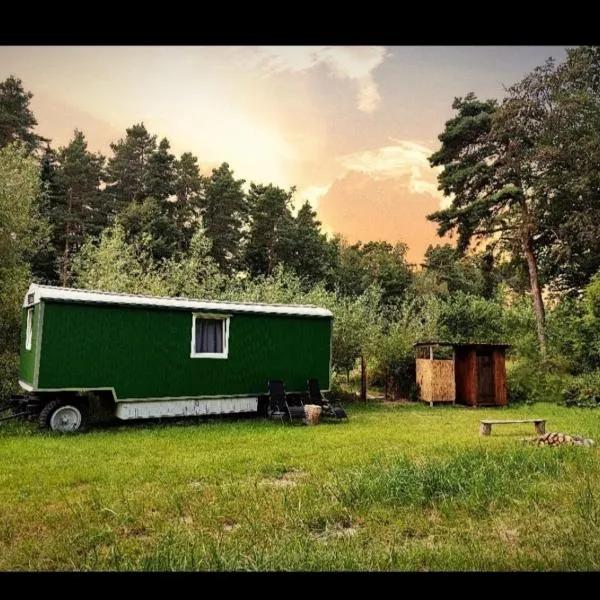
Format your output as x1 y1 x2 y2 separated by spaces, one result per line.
304 404 322 426
480 422 492 436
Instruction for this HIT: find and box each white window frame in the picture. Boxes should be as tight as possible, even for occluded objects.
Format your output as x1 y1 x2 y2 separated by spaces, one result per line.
25 307 33 351
190 313 230 359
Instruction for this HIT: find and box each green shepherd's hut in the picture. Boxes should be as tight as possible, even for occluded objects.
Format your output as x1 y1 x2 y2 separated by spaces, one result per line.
17 284 333 431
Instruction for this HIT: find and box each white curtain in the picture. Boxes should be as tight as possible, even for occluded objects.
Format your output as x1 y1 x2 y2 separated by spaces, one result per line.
195 319 223 353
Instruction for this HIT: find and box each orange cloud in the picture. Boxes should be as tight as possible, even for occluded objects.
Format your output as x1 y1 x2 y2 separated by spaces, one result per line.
318 170 445 264
338 140 443 201
313 139 449 261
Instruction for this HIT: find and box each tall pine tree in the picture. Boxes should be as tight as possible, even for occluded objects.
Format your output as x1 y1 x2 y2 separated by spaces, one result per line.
54 130 106 286
429 93 548 352
0 76 46 152
287 201 335 286
201 162 247 273
104 123 157 213
27 145 60 283
145 137 176 207
173 152 204 252
244 183 295 277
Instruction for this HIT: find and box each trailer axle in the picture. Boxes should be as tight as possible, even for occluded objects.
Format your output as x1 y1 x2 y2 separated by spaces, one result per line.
1 396 45 422
0 411 28 422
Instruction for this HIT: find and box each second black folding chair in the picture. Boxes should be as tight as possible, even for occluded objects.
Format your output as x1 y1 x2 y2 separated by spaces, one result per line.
307 379 348 421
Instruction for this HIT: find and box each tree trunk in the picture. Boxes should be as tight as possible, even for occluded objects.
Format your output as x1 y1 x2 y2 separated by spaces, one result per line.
520 200 547 355
61 192 73 287
61 242 69 287
360 355 367 402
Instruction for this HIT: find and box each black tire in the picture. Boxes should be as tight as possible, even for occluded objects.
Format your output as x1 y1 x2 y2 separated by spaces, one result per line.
39 399 88 432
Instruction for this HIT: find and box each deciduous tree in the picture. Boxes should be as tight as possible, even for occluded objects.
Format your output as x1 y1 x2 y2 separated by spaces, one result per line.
0 143 40 399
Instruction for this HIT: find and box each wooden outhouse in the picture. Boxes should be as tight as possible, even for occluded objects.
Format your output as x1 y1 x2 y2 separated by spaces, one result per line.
414 342 509 407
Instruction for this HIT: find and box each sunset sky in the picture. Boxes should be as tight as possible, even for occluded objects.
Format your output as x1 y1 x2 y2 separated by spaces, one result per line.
1 46 568 263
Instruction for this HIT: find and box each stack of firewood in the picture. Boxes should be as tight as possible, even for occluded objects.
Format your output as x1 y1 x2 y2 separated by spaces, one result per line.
522 432 595 447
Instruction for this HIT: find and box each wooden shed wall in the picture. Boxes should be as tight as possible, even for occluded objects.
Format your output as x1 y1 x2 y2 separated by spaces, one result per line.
493 349 508 406
454 348 477 406
416 358 455 402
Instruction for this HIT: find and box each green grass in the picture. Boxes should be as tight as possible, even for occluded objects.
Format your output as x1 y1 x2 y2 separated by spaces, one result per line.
2 402 600 570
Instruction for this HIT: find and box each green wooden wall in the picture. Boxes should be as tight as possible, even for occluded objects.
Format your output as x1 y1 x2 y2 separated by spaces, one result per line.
34 301 331 400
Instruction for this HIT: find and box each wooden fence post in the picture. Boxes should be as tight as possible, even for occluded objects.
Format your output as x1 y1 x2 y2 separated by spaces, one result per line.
361 355 367 402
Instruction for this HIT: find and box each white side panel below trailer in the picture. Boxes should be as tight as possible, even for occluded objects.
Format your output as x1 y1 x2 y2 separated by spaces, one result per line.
115 397 259 420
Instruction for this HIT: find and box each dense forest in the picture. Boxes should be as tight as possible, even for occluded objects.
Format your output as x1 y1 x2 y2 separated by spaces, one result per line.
2 46 600 407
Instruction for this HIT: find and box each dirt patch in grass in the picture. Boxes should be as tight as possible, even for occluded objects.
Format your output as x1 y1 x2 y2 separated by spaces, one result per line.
310 521 359 542
68 479 92 489
258 467 306 488
312 526 358 542
222 519 240 533
497 525 519 550
118 525 151 539
307 514 360 542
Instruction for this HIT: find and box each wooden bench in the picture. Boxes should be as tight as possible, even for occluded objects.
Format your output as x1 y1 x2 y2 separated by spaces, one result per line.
479 419 546 436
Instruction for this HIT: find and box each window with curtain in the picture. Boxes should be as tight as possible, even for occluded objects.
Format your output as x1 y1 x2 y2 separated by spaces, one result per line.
192 315 228 357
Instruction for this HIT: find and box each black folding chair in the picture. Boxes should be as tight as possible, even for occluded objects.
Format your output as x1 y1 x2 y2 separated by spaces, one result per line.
307 379 348 421
268 380 306 423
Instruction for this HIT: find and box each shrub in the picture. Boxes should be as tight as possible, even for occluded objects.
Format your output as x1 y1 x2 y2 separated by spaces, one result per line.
329 376 359 404
561 371 600 407
506 357 570 404
438 292 505 343
0 350 20 402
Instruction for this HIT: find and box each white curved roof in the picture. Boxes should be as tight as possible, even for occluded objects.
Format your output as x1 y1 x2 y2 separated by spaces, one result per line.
24 284 333 318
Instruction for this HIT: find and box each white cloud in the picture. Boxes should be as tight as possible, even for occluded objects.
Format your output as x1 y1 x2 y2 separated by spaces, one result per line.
338 139 445 205
241 46 389 113
295 184 331 211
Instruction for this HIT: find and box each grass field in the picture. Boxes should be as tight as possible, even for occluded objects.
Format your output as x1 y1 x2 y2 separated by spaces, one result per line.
2 402 600 571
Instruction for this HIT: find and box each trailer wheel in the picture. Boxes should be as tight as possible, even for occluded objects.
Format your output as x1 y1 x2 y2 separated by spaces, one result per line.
39 399 87 433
